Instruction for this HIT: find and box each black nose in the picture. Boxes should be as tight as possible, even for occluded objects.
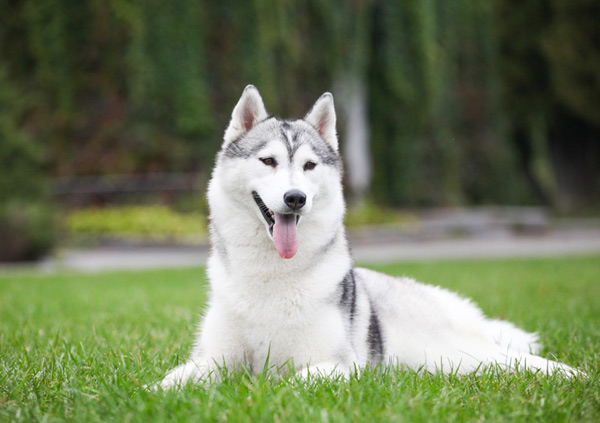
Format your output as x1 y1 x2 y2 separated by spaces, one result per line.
283 190 307 211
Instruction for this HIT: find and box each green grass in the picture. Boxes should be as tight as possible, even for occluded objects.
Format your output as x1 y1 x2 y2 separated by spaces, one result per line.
1 256 599 422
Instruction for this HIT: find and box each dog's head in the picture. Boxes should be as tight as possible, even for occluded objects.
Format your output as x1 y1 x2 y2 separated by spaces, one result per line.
212 85 343 259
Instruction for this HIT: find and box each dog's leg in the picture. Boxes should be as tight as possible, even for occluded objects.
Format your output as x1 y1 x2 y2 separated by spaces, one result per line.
158 359 216 389
487 319 541 354
491 350 583 377
296 361 349 380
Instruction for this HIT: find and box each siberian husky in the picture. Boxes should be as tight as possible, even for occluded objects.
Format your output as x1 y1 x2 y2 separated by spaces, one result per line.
159 85 577 388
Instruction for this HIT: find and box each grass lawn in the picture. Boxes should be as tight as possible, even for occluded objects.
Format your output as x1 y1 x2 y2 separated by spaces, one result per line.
1 256 599 422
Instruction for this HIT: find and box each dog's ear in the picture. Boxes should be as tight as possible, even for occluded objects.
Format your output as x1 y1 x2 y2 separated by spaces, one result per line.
304 93 338 152
223 85 268 147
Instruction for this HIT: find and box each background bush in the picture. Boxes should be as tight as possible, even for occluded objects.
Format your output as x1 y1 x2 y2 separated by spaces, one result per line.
0 67 55 261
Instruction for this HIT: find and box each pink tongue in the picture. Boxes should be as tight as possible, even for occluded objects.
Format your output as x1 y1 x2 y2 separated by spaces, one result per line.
272 213 298 259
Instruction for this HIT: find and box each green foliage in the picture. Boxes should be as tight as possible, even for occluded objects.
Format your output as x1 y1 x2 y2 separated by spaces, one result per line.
542 0 600 126
118 0 213 136
0 202 56 262
368 0 528 206
66 205 207 238
0 256 599 422
345 201 414 227
496 0 550 121
0 67 56 261
1 0 598 211
496 0 600 212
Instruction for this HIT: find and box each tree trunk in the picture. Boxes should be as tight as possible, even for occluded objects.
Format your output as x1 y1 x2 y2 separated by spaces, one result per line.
547 105 600 213
512 125 550 205
338 76 371 204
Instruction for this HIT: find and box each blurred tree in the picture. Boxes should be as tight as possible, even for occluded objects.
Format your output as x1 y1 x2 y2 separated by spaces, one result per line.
544 0 600 212
497 0 600 212
1 0 597 217
368 0 527 206
368 0 423 205
114 0 214 172
0 67 56 261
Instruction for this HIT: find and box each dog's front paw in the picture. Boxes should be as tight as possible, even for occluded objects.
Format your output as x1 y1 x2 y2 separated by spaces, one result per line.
158 367 187 390
156 360 211 390
296 362 348 381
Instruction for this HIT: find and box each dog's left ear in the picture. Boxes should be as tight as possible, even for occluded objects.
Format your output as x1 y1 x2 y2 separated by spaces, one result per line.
223 85 269 147
304 93 338 152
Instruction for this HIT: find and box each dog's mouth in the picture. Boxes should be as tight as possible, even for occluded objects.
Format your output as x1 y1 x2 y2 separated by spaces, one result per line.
252 191 300 259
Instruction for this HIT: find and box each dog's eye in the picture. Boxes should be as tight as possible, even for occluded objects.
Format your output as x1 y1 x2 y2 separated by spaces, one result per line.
304 161 317 171
260 157 277 167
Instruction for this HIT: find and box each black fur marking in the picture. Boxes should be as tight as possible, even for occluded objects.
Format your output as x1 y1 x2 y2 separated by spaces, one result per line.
367 307 384 364
339 269 357 326
279 127 296 162
252 191 275 234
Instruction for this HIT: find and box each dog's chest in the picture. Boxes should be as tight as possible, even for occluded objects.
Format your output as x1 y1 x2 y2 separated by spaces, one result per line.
220 275 343 367
230 278 320 327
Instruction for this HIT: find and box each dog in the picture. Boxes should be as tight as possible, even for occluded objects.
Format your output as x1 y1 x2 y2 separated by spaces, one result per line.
159 85 577 388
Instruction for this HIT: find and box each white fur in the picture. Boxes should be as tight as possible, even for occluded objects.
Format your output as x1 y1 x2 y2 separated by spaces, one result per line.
159 87 579 389
304 93 338 151
223 85 269 147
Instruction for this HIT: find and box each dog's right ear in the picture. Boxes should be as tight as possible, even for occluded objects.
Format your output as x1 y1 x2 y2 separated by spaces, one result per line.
304 93 338 152
223 85 268 147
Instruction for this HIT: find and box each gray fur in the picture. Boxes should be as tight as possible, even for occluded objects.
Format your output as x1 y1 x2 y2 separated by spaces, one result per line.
223 134 269 159
223 117 340 168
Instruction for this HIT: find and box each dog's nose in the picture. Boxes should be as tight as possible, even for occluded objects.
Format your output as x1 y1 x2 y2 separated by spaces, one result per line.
283 190 307 211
